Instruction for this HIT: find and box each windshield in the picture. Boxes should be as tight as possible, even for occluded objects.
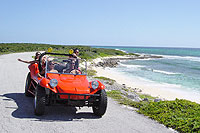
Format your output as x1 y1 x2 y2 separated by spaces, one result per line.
45 56 87 75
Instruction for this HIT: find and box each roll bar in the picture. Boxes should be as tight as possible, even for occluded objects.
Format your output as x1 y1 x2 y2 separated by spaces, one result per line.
38 52 73 72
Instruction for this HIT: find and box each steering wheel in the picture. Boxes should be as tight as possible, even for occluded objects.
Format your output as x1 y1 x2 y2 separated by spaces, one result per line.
70 69 82 74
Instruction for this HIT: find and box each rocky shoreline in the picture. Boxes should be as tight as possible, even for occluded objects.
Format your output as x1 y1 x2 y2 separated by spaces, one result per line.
89 54 164 103
94 54 162 68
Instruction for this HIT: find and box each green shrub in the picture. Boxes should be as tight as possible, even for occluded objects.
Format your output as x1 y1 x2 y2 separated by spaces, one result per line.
94 76 116 85
0 43 135 59
87 69 97 76
138 99 200 132
107 90 200 132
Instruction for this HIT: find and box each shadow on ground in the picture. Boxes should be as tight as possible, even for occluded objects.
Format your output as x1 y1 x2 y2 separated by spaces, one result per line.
1 93 100 121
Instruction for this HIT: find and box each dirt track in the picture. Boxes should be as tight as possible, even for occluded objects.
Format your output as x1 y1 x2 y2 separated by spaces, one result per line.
0 52 173 133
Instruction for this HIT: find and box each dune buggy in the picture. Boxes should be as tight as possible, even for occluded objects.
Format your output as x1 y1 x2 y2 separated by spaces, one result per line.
25 52 107 117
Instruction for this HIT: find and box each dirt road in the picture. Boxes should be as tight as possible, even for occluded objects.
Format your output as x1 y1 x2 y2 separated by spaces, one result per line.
0 52 173 133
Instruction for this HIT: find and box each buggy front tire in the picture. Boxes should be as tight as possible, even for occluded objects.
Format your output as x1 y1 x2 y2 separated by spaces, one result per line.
34 86 46 116
25 72 34 97
92 89 107 117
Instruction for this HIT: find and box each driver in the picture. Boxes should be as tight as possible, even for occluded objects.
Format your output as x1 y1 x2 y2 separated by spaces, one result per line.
69 60 81 74
47 61 58 73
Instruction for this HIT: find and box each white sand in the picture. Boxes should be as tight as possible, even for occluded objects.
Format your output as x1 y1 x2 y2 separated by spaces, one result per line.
93 66 200 103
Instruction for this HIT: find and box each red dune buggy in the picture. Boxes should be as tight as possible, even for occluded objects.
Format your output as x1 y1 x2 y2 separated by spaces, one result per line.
25 52 107 117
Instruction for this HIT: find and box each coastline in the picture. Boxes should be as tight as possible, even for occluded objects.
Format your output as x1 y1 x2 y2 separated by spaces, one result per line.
91 56 200 103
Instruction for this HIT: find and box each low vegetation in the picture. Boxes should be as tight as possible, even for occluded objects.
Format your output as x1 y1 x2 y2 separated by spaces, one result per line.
107 90 200 132
94 76 116 85
139 99 200 132
136 93 157 102
87 69 97 76
0 43 131 59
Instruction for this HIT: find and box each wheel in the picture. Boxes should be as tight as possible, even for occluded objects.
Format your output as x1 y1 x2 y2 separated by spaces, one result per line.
25 72 34 97
34 85 46 116
92 89 107 117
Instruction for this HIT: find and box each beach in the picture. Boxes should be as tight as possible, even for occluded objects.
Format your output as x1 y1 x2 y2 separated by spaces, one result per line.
91 56 200 103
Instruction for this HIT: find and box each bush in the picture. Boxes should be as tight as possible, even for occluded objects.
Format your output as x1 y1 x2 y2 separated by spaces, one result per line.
87 69 97 76
0 43 133 60
94 76 116 85
107 90 200 132
138 99 200 132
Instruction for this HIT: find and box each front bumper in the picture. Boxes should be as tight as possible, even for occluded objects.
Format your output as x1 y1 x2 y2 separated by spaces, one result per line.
48 92 101 107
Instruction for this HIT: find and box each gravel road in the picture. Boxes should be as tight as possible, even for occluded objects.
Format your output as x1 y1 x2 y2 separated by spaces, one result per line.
0 52 174 133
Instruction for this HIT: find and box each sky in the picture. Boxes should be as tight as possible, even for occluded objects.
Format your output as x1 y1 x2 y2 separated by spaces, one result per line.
0 0 200 48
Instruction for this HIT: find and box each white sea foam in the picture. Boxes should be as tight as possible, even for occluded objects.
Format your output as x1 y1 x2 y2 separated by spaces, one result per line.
135 52 200 62
119 63 145 69
152 69 181 75
135 58 154 61
115 49 128 53
150 54 200 62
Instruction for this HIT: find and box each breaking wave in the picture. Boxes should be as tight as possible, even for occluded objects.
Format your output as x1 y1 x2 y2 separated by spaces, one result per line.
152 69 181 75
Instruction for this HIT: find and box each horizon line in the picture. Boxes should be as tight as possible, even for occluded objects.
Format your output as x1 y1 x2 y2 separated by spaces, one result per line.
0 42 200 49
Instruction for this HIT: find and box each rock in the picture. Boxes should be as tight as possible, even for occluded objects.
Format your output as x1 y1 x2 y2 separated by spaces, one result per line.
94 55 162 68
122 84 126 88
126 92 142 102
154 98 162 102
95 58 120 68
143 98 149 102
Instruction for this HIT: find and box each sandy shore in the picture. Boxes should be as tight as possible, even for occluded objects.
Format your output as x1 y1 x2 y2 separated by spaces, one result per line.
92 57 200 103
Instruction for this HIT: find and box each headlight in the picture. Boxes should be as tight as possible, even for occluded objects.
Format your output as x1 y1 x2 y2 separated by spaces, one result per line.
49 79 58 88
91 81 99 90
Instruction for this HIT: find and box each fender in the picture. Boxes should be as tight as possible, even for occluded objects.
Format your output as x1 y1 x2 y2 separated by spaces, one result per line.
89 80 106 94
28 63 39 80
39 78 50 88
98 80 105 90
39 78 57 93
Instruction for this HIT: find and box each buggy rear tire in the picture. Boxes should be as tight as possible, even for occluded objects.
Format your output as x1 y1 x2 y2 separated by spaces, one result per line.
92 89 107 117
25 72 34 97
34 86 46 116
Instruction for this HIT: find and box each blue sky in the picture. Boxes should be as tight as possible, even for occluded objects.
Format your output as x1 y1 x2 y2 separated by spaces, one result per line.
0 0 200 48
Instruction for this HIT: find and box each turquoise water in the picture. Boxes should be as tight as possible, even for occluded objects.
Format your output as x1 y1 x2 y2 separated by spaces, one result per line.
94 46 200 92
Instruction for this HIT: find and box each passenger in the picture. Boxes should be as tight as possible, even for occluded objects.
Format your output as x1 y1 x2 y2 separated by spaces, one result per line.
47 61 58 73
38 56 47 78
18 51 41 64
72 48 81 59
72 48 81 69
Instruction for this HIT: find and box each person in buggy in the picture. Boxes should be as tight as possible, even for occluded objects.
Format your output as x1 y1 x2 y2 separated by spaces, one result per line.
18 51 41 64
47 61 58 73
70 48 81 70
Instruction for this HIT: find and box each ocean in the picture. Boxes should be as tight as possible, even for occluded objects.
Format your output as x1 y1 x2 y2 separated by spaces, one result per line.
94 46 200 95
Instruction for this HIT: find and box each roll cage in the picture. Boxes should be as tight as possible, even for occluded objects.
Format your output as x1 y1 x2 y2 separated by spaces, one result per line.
38 52 87 76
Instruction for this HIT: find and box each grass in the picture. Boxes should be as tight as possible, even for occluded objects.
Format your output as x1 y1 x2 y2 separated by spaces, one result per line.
94 76 116 85
136 93 157 102
107 90 200 132
107 90 146 109
87 69 97 76
0 43 133 60
138 99 200 132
